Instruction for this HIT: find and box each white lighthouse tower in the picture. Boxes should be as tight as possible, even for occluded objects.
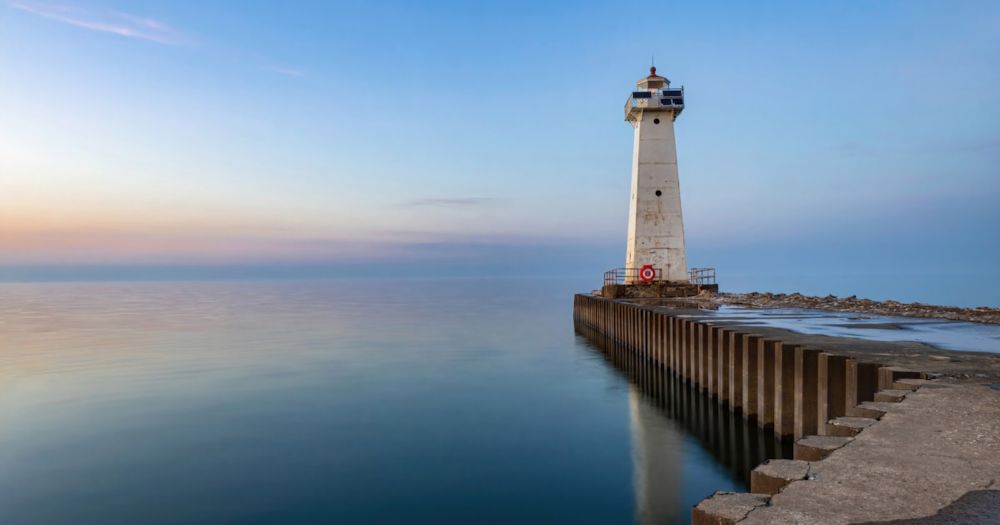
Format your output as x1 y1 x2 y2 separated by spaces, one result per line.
624 67 688 283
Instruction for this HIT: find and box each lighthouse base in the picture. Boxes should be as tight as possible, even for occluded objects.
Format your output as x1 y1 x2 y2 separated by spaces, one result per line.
600 282 718 300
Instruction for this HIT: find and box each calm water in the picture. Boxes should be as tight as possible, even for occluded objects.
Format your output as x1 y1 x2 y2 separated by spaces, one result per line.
0 278 772 525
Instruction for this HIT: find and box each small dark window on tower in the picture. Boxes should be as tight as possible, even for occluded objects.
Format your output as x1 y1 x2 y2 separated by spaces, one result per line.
655 190 662 196
653 118 661 124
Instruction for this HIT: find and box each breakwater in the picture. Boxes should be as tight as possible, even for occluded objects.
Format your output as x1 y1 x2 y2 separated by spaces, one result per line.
717 291 1000 325
573 294 937 523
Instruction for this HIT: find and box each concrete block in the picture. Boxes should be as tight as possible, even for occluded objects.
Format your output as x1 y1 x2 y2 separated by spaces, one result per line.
629 307 641 350
610 304 622 343
794 348 821 439
845 360 880 410
692 491 770 525
622 306 629 347
620 306 627 351
690 319 700 382
817 353 849 435
647 312 655 362
674 317 682 376
647 312 653 356
874 389 909 403
625 306 631 347
632 308 639 350
717 328 731 405
701 323 713 391
668 316 677 373
621 306 628 346
826 416 878 437
695 323 705 388
773 343 797 438
706 326 719 398
750 459 810 495
893 378 932 391
674 318 684 372
687 320 696 383
632 308 639 349
680 319 689 381
703 322 713 389
757 339 778 429
728 332 745 412
878 367 923 390
794 435 852 461
661 315 669 370
742 335 761 420
637 311 644 361
641 310 649 357
661 315 669 366
651 313 661 364
659 314 668 366
850 401 898 419
848 405 886 419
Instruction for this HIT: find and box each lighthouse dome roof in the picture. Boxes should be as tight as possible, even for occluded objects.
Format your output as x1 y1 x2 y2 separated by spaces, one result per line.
636 66 669 89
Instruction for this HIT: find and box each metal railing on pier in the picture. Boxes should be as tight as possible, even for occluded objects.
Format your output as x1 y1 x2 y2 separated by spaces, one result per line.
603 267 663 286
688 267 716 286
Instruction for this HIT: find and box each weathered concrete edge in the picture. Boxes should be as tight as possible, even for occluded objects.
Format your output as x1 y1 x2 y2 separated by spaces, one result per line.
737 382 1000 523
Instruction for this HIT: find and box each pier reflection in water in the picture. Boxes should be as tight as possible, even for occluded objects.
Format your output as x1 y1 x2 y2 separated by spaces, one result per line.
576 322 793 493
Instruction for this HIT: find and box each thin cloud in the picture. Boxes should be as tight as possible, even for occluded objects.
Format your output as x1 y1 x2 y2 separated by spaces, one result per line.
12 2 299 77
400 197 495 208
11 1 187 45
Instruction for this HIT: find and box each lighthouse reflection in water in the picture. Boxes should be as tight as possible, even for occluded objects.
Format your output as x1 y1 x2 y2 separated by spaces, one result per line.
578 324 793 525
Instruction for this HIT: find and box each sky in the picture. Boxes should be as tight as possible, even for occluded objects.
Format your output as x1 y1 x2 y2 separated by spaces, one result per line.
1 1 999 304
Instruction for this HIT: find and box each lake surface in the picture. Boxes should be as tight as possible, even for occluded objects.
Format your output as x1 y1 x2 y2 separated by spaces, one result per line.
0 278 769 525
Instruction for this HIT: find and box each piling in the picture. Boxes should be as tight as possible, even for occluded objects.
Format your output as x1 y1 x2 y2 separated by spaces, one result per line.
571 294 894 458
817 353 849 434
773 343 796 438
757 339 778 430
794 347 821 439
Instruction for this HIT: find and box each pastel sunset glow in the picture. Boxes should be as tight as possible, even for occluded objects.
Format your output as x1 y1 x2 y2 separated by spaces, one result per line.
2 1 998 302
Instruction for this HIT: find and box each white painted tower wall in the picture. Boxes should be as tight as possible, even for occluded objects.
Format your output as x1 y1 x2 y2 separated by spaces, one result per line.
624 71 688 283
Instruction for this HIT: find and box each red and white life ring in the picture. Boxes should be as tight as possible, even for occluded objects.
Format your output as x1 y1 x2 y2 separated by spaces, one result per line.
639 264 656 283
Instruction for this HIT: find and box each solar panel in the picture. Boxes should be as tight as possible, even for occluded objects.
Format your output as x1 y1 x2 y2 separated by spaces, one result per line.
632 91 652 99
663 90 683 97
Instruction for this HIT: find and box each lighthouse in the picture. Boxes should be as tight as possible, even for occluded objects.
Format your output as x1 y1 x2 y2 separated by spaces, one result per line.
624 67 688 283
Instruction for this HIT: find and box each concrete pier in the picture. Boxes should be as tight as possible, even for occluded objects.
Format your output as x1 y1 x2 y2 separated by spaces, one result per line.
741 382 1000 524
572 294 905 439
572 294 999 524
574 295 1000 523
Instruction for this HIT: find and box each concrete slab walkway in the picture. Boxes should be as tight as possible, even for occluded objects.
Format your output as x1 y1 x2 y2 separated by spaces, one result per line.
740 382 1000 524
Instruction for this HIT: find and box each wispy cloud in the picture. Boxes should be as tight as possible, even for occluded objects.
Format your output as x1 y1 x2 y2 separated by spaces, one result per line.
399 197 495 208
11 1 187 45
10 2 303 77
